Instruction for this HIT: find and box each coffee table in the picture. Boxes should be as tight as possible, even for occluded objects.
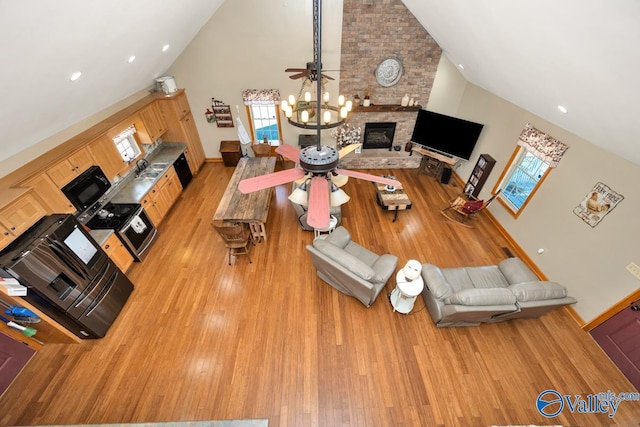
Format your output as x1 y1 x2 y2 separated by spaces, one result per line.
374 176 412 222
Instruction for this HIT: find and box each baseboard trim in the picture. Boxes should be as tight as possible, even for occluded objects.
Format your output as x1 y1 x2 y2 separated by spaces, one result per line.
582 288 640 331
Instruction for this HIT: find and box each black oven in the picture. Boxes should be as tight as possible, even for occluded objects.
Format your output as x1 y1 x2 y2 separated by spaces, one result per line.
61 166 111 212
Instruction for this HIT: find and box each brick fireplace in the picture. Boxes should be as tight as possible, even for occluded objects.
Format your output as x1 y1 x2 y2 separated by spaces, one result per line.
363 122 396 150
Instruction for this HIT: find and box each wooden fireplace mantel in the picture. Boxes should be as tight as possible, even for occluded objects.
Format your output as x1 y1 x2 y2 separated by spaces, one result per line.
351 104 422 113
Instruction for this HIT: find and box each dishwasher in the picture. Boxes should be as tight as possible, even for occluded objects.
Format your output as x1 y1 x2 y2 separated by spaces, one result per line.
173 152 193 188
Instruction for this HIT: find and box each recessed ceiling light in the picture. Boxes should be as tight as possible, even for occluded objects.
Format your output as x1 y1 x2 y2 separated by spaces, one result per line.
458 64 465 70
162 44 170 52
128 55 136 63
557 105 568 114
70 71 82 81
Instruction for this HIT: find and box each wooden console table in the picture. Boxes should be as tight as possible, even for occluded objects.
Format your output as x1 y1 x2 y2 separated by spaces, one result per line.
213 157 276 242
411 145 458 181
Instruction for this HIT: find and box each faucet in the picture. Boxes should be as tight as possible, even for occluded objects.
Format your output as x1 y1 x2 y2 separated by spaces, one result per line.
136 158 149 176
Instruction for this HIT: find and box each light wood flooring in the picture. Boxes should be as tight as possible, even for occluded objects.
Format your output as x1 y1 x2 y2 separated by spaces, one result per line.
1 161 638 426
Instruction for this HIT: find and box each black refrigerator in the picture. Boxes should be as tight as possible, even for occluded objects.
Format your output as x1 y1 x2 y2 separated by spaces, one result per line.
0 214 134 339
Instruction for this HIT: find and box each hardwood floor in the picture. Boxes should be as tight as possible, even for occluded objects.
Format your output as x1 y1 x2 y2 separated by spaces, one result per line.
1 162 638 426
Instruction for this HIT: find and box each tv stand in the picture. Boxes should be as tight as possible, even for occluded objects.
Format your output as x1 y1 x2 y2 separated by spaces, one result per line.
411 145 459 182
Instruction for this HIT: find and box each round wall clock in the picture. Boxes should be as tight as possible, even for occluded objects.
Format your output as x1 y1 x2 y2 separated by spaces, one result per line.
375 57 403 87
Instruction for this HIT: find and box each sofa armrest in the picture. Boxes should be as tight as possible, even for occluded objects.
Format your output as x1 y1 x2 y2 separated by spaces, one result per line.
508 281 568 302
370 254 398 284
421 263 454 300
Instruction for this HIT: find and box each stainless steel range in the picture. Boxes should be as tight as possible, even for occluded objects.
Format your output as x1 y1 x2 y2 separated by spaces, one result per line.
85 202 157 261
63 165 158 262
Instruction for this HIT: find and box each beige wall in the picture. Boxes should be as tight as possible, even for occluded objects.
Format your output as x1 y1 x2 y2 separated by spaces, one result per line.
167 0 344 156
429 56 640 323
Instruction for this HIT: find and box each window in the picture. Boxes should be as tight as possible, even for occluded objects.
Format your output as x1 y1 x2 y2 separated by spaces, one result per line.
112 125 141 163
495 148 550 215
242 89 283 145
494 123 569 217
248 104 281 143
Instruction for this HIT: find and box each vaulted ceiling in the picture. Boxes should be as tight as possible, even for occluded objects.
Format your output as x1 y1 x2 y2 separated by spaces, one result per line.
2 0 639 174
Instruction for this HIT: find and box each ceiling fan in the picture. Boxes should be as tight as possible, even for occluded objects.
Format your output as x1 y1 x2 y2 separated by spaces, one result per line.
238 143 400 229
238 0 401 230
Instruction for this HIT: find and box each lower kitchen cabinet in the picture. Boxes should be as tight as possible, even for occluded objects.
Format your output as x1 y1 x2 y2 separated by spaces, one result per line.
140 166 182 226
101 233 134 273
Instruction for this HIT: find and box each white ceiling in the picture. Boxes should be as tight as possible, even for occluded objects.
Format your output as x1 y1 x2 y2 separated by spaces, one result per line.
2 0 640 172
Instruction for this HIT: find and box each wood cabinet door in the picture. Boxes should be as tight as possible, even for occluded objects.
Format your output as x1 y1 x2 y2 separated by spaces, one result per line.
46 159 77 187
87 134 126 180
0 224 14 249
69 148 95 173
180 112 205 171
141 195 162 227
164 169 183 205
23 173 75 214
0 193 47 237
102 233 134 273
139 102 167 142
174 91 191 118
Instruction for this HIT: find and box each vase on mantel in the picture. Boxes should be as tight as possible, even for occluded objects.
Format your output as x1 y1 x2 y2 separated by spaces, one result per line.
401 94 409 107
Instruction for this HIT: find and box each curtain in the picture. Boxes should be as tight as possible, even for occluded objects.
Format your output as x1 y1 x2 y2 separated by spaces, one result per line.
517 123 569 168
242 89 281 105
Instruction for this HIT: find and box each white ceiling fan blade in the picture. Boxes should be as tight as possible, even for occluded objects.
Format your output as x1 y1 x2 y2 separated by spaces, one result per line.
238 168 305 193
338 144 362 159
335 169 401 187
306 177 330 229
275 144 301 163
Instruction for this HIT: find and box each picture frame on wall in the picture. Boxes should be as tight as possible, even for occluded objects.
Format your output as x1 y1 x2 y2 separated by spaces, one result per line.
573 182 624 228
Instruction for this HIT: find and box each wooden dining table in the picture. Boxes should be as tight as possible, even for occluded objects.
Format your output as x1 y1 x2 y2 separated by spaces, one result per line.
212 156 276 242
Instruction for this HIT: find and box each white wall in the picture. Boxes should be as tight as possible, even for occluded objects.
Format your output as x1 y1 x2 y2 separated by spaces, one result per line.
167 0 344 157
429 56 640 323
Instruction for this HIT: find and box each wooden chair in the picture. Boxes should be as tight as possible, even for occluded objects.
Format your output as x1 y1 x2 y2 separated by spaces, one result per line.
251 142 272 157
440 189 502 227
213 223 253 265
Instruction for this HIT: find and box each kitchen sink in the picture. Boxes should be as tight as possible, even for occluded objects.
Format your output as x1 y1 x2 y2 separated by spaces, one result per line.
134 162 169 182
148 162 169 171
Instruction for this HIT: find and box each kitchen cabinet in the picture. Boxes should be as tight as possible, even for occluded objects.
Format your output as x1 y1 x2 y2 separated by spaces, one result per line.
156 91 206 174
141 167 182 225
102 233 133 273
0 192 47 249
22 173 75 214
87 134 127 181
138 102 167 143
46 147 95 187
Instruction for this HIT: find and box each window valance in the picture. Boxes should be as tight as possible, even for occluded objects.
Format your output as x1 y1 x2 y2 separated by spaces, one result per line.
242 89 281 105
113 125 136 144
517 123 569 168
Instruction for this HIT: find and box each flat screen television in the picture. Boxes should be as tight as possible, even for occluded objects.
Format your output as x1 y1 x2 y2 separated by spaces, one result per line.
411 109 484 160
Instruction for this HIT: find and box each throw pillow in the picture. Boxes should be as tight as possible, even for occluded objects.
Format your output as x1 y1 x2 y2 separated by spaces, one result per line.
445 288 517 306
509 281 568 302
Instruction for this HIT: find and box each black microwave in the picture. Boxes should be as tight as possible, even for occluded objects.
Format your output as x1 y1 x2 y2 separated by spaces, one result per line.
61 166 112 211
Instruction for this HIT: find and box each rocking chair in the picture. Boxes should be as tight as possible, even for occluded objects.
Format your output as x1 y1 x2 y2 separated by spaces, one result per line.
440 189 502 227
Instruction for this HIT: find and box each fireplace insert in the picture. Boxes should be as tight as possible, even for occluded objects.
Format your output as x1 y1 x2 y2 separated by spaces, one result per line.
363 122 397 150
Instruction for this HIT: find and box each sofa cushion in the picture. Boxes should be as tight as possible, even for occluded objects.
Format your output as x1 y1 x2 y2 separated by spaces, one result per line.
498 258 539 284
370 254 398 283
445 288 517 306
509 281 568 302
313 238 375 281
466 266 510 289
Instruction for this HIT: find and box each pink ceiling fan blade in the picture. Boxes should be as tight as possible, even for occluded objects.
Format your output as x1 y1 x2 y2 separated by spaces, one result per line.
275 144 301 162
334 169 401 187
306 177 330 229
238 168 305 193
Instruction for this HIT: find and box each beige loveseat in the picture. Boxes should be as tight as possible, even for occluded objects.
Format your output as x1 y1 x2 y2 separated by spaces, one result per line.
306 227 398 307
421 257 577 327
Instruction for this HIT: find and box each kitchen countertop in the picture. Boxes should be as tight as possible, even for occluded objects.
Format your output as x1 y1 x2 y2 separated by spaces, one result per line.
89 229 115 247
109 142 186 204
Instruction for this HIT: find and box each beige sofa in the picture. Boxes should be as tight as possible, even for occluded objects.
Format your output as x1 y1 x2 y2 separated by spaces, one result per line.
306 227 398 307
421 257 577 327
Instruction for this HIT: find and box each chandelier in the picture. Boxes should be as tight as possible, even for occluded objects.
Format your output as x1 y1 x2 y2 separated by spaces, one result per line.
280 0 351 130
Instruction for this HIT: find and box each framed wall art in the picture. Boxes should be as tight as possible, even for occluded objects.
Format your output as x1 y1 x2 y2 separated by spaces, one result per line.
573 182 624 227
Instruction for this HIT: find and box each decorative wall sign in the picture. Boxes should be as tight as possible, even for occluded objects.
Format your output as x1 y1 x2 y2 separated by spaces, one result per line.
375 57 403 87
573 182 624 227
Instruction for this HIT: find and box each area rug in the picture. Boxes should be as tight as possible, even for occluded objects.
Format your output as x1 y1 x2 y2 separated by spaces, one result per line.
23 420 268 427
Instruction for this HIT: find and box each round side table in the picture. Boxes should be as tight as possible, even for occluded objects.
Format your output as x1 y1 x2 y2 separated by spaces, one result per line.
314 215 338 239
390 270 424 314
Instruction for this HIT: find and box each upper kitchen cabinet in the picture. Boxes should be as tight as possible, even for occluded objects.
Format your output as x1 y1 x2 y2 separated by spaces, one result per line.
156 91 206 174
0 191 47 250
21 173 75 214
137 102 167 144
46 147 95 187
87 134 127 181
